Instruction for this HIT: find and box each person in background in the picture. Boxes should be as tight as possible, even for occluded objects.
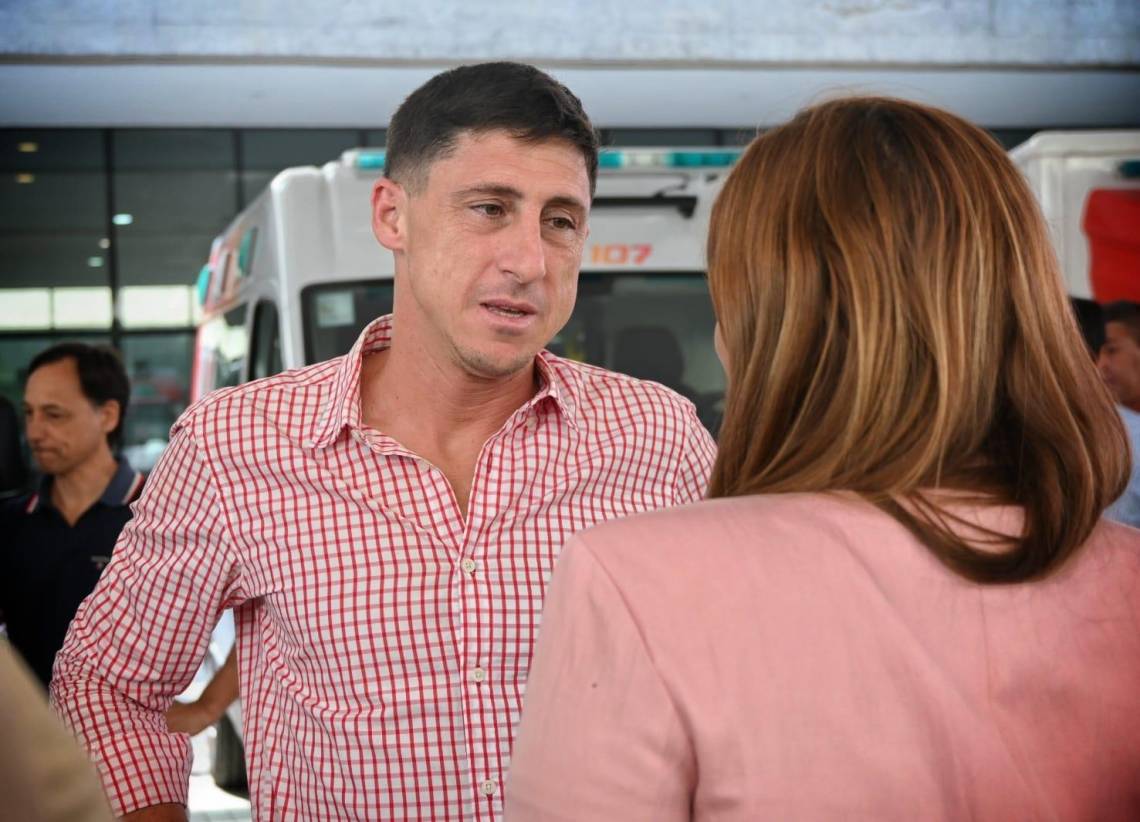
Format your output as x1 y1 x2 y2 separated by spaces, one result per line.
0 343 140 689
0 641 113 822
0 394 29 499
52 62 715 821
1098 300 1140 528
507 97 1140 820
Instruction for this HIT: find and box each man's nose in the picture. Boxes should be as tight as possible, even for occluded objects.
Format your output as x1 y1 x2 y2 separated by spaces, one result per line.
500 215 546 284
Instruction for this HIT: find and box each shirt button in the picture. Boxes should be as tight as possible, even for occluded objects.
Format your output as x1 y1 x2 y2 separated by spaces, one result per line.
525 416 538 431
481 779 497 796
471 667 487 683
461 558 477 575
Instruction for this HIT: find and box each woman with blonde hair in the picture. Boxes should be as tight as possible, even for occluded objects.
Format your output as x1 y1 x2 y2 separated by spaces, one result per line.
505 97 1140 820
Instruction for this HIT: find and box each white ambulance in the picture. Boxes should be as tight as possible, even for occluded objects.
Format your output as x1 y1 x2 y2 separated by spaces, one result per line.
191 147 742 435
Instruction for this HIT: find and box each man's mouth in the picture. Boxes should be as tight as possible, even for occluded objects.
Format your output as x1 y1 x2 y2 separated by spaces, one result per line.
481 300 536 318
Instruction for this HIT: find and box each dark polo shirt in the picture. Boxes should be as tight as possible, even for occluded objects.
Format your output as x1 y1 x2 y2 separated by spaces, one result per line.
0 458 143 688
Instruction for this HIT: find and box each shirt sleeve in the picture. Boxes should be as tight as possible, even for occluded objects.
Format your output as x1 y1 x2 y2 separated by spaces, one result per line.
673 401 717 504
50 425 245 817
505 536 695 822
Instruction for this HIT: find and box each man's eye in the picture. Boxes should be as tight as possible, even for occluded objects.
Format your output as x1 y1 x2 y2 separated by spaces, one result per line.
474 203 505 217
547 216 577 231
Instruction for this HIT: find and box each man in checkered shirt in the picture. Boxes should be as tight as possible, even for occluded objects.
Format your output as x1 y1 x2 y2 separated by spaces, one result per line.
52 62 716 821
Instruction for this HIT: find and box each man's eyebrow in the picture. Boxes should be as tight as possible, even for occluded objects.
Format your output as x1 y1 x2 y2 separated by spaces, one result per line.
546 195 589 214
453 185 588 213
453 184 524 201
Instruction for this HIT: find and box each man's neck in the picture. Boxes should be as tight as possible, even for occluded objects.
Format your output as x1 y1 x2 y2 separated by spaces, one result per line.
50 448 119 526
361 340 538 451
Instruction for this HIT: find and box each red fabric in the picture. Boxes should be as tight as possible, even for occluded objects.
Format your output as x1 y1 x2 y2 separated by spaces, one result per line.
1083 188 1140 303
51 314 716 820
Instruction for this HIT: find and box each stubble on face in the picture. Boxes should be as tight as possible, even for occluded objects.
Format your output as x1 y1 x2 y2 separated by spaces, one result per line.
450 338 539 380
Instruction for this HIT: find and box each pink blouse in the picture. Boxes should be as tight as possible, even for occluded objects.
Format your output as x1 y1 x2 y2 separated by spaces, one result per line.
506 493 1140 821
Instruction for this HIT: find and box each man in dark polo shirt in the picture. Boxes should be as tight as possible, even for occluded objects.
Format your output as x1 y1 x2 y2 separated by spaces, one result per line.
0 343 141 689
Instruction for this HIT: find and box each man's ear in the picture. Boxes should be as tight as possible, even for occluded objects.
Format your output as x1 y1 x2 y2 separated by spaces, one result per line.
98 399 120 438
372 176 407 252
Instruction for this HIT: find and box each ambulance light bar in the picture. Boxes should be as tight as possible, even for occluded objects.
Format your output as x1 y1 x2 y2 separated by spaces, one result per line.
351 148 742 172
597 149 742 169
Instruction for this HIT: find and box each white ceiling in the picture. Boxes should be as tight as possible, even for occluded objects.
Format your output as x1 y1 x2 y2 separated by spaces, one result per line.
1 62 1138 128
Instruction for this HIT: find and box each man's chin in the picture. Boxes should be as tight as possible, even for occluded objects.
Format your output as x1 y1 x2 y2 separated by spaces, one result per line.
32 458 60 475
457 346 537 381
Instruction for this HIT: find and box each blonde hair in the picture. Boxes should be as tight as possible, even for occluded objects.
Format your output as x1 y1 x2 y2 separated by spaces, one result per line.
707 96 1128 583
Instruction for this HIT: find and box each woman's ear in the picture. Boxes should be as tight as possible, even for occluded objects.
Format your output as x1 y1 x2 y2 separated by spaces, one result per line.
372 177 407 251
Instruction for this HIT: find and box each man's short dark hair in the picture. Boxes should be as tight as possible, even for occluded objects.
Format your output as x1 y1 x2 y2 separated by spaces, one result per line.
1103 301 1140 346
385 62 600 196
27 342 130 452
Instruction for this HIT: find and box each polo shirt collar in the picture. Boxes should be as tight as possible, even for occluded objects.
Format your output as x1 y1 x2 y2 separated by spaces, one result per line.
26 457 142 514
305 314 579 449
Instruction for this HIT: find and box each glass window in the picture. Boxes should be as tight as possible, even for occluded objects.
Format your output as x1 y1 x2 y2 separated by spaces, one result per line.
554 272 723 434
120 332 194 473
118 285 196 329
362 129 387 148
0 233 110 290
250 301 282 381
302 281 395 364
1 129 105 172
116 232 217 288
113 130 235 171
718 127 762 146
240 129 360 170
0 170 106 233
239 129 360 207
0 288 114 331
0 131 109 295
0 290 51 331
240 171 276 205
237 227 258 280
113 130 237 289
52 287 113 329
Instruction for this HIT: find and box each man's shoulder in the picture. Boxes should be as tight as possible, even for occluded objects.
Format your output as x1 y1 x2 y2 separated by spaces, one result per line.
174 357 343 434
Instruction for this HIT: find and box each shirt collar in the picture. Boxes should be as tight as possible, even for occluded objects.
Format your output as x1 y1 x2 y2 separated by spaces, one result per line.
533 350 579 430
305 314 579 449
26 457 142 514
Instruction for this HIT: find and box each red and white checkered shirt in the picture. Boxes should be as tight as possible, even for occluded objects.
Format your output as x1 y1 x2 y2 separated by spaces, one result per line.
52 315 716 820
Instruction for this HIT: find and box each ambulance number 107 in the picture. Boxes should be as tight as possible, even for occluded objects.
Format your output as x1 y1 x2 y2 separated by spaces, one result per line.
589 243 653 265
